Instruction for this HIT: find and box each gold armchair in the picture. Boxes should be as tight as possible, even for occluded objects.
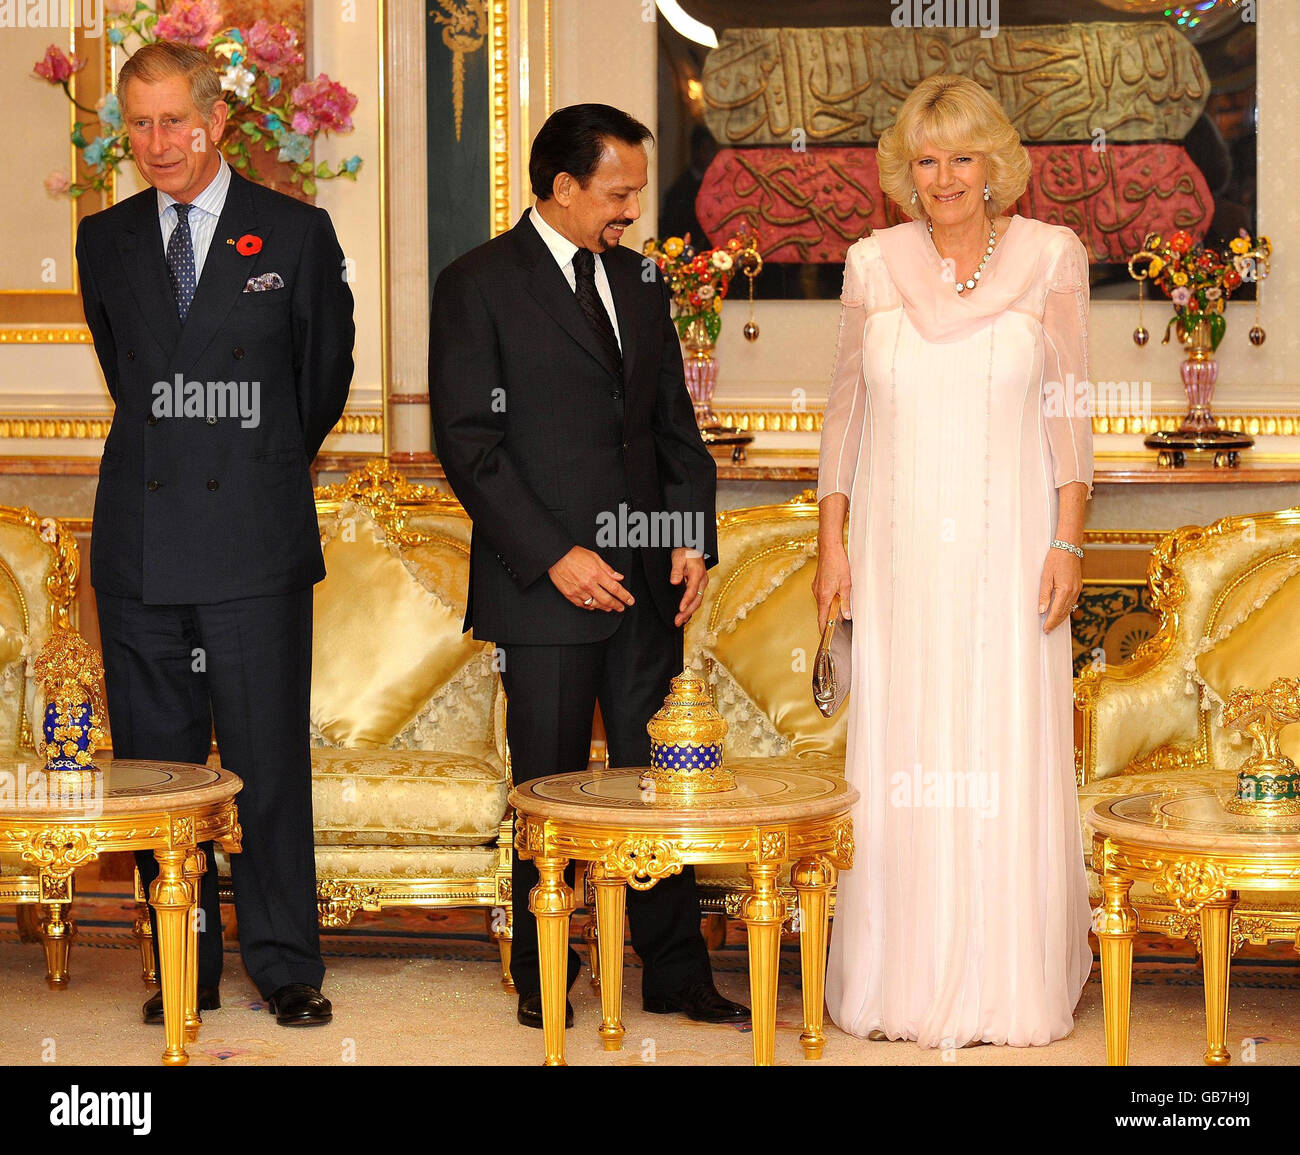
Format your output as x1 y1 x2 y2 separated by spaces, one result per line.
0 506 82 983
1076 507 1300 948
304 461 514 985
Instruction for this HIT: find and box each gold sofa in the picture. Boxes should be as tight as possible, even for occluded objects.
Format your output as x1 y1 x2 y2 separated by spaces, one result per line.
1076 507 1300 950
302 461 514 984
0 506 82 982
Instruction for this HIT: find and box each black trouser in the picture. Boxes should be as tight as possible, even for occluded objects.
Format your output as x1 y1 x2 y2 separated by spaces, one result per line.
95 589 324 998
500 553 712 1001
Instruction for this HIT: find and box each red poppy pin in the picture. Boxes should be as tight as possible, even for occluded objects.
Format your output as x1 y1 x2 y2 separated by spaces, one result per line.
235 234 262 256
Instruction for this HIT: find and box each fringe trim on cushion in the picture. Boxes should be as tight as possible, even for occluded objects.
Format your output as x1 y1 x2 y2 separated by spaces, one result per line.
704 655 792 757
702 543 817 647
311 649 501 771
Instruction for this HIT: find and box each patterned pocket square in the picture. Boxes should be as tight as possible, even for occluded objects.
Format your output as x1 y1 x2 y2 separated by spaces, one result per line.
243 272 284 292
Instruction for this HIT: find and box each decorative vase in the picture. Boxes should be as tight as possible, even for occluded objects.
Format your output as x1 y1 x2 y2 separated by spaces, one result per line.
645 670 733 794
31 629 107 773
681 317 722 429
1221 678 1300 817
1143 313 1254 467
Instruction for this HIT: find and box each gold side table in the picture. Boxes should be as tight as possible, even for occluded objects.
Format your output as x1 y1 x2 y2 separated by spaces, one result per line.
0 755 242 1066
1089 781 1300 1066
509 756 856 1066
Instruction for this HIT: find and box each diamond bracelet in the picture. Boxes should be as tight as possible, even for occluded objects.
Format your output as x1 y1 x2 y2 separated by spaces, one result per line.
1051 539 1084 559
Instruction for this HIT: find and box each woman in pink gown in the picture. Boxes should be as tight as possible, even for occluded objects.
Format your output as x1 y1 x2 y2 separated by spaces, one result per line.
814 74 1094 1048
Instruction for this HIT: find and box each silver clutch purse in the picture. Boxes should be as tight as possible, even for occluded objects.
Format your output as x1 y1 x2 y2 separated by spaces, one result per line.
812 594 852 717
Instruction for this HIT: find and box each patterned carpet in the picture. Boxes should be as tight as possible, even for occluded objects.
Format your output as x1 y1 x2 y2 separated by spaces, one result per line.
4 881 1300 1067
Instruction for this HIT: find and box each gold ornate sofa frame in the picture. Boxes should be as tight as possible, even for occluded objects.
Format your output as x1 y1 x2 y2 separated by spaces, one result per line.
1076 507 1300 953
0 506 83 983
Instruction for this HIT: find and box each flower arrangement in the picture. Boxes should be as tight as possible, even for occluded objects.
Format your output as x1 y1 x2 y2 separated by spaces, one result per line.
1130 228 1271 350
34 0 361 199
642 228 761 345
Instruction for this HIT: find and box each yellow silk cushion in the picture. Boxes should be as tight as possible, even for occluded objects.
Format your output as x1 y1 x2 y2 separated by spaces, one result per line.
1195 572 1300 763
312 512 482 747
709 562 847 757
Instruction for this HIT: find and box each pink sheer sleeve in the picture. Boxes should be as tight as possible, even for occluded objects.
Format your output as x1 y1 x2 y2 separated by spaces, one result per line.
817 245 868 503
1041 231 1094 497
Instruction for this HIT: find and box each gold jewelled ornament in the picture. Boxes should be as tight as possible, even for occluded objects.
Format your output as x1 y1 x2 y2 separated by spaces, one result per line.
1249 325 1266 346
645 671 732 794
1221 677 1300 816
30 630 107 772
1133 325 1149 346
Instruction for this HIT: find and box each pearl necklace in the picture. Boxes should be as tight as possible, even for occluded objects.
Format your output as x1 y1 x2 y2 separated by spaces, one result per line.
928 218 999 293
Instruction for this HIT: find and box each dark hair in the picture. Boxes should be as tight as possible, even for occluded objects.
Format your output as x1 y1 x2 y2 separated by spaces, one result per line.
529 103 653 201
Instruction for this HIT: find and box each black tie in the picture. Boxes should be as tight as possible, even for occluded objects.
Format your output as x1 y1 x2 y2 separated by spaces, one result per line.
166 202 197 322
572 247 622 379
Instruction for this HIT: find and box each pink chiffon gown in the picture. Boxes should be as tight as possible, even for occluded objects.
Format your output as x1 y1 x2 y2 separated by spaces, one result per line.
819 214 1094 1048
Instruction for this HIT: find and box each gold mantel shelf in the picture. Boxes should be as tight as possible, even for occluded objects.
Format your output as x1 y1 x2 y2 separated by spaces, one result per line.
6 452 1300 485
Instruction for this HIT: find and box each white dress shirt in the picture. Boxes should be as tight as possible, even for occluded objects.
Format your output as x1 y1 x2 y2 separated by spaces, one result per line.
528 204 622 351
157 156 232 283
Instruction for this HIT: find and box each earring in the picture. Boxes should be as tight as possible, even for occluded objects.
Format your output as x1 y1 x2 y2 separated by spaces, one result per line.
910 188 918 205
983 183 991 202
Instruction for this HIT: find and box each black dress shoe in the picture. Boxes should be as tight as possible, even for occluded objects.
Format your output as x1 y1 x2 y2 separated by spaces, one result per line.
644 980 750 1023
142 985 220 1025
517 990 574 1029
266 983 332 1026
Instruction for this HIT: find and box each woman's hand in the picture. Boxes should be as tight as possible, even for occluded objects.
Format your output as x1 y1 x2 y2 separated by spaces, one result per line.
1038 547 1081 633
814 545 853 633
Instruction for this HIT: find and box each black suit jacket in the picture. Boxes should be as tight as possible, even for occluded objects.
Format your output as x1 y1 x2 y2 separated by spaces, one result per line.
429 210 719 645
77 168 354 604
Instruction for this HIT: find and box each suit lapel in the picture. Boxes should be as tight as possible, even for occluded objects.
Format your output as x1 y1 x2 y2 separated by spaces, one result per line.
114 191 182 356
172 170 270 368
515 212 622 383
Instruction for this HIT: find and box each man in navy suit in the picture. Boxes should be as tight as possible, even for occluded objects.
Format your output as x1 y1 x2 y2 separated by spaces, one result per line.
430 104 748 1029
76 41 353 1027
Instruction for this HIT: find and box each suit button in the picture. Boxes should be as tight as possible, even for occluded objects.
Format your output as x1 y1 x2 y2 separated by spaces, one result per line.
206 415 217 425
126 349 135 361
146 479 160 492
206 479 219 491
232 347 245 359
610 390 623 400
147 415 158 426
622 440 629 450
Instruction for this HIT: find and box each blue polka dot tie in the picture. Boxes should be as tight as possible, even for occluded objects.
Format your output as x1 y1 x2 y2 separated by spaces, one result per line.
166 202 196 322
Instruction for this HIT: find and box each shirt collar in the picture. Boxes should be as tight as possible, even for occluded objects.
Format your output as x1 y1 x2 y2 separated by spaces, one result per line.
157 155 231 221
529 203 586 271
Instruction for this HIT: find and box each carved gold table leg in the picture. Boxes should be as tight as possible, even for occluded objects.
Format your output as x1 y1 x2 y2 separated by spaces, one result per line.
792 855 834 1060
1097 872 1138 1066
589 862 627 1052
530 854 574 1067
151 849 193 1067
133 867 157 984
39 900 74 989
743 861 783 1066
1199 895 1238 1066
182 846 206 1042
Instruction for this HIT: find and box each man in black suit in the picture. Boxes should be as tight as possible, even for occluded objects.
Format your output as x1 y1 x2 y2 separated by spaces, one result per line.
76 42 352 1026
430 104 747 1028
